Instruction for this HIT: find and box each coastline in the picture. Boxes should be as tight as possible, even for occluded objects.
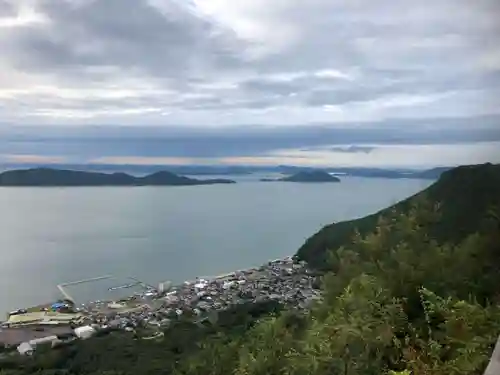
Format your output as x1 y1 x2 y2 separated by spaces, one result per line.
76 256 302 311
2 255 318 324
1 255 321 353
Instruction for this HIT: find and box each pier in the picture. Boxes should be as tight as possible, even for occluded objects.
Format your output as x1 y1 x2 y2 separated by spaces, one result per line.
108 282 140 291
57 275 113 303
56 275 155 303
126 277 157 291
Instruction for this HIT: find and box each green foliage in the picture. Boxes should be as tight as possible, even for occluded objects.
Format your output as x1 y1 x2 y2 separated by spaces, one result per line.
2 163 500 375
400 288 500 374
296 162 500 269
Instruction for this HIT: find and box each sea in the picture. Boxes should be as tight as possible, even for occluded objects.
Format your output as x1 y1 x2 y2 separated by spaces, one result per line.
0 174 433 315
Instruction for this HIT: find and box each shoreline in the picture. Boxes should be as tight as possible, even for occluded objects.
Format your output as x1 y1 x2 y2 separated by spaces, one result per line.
78 256 298 311
1 254 320 352
2 256 300 321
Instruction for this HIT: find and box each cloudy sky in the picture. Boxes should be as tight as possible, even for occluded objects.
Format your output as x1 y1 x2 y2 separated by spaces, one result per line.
1 0 499 168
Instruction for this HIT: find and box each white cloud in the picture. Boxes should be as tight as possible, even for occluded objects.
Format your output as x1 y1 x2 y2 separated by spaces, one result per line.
0 2 49 29
188 0 298 58
0 154 66 163
476 50 500 71
357 92 456 110
28 107 163 119
89 156 198 165
313 70 355 80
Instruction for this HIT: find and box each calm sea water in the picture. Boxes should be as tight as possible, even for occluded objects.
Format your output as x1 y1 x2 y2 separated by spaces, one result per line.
0 176 432 314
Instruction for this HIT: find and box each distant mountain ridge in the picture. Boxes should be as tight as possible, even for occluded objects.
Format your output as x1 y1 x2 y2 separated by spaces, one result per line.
0 163 451 179
0 168 236 187
296 162 500 269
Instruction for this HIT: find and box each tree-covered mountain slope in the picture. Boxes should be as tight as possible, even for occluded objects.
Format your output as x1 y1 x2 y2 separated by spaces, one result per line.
296 162 500 269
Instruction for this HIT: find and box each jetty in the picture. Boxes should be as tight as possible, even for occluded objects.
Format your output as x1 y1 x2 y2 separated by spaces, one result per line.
57 275 113 303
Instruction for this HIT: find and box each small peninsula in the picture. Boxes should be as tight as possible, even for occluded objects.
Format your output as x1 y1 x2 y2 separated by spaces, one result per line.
261 170 341 183
0 168 236 187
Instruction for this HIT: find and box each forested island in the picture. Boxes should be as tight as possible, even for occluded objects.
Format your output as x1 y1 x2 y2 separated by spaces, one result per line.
260 170 341 183
1 162 499 375
0 168 236 187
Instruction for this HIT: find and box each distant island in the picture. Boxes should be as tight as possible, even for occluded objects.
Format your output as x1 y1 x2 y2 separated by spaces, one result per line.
0 163 452 180
0 168 236 187
261 170 341 183
275 166 450 180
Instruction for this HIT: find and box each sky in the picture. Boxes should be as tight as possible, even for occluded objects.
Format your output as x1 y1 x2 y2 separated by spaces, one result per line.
0 0 499 168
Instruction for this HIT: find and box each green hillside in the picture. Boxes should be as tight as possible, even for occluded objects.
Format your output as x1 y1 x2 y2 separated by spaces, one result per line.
296 162 500 269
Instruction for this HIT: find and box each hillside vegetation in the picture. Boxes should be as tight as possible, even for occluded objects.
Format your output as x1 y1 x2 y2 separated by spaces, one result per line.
297 162 500 269
1 162 499 375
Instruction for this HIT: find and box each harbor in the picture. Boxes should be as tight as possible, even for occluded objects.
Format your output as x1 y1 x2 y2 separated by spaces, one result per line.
0 256 321 357
57 275 114 303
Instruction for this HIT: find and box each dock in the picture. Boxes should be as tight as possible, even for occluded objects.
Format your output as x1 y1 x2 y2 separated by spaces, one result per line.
55 275 155 304
57 275 113 303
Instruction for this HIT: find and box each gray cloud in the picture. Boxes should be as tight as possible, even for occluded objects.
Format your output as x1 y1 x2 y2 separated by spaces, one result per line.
4 0 240 80
0 1 14 15
0 0 499 127
240 79 300 96
328 146 376 154
1 116 499 160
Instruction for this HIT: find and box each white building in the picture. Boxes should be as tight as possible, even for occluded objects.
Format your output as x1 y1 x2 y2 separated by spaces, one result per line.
17 342 34 356
107 302 125 309
29 335 58 347
74 325 96 340
194 282 207 289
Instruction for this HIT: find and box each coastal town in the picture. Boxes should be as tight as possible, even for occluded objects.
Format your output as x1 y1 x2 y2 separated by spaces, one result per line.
0 257 322 357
